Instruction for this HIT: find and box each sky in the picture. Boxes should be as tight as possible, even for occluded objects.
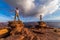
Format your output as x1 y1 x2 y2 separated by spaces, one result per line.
0 0 60 22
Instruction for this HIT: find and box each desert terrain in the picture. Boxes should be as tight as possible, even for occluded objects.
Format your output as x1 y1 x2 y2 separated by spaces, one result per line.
0 22 60 40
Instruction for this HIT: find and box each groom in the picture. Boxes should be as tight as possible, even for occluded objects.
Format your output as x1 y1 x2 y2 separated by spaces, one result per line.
14 7 20 21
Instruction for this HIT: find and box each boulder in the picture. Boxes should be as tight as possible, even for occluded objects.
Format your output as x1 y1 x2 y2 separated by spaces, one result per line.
0 28 10 38
8 21 24 35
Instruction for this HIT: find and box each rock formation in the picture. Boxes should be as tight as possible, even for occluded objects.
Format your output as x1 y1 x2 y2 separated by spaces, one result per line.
8 21 24 36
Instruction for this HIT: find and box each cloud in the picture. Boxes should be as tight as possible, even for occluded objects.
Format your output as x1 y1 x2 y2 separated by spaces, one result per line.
5 0 59 18
0 14 13 22
5 0 35 13
58 0 60 10
44 16 60 20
